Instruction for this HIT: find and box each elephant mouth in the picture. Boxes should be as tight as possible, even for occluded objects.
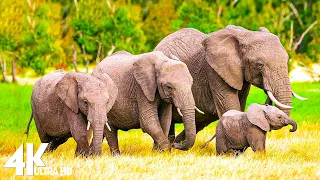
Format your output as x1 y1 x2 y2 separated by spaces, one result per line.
163 97 173 104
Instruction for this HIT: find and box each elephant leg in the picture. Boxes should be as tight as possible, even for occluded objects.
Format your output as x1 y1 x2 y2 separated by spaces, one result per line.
74 136 90 156
45 137 68 152
136 89 170 152
139 109 170 151
68 114 90 156
34 115 51 143
140 114 170 151
238 82 251 111
168 122 175 143
153 103 173 150
215 123 228 155
159 103 172 138
246 129 266 153
174 122 210 144
208 68 241 117
104 125 120 156
154 122 175 151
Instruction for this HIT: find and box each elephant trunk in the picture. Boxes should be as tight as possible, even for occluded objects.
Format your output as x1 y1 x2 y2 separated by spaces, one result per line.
286 119 297 132
91 124 104 155
175 108 196 150
172 89 196 150
88 105 106 155
273 78 292 116
264 69 292 116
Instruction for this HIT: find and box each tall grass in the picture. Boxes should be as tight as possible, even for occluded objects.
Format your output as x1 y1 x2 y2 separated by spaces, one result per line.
0 82 319 179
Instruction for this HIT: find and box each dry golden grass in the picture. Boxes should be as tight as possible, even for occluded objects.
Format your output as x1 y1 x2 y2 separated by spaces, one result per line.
1 83 319 179
1 122 320 179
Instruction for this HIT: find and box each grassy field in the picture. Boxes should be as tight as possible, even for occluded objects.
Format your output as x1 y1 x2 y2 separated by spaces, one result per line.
0 82 319 179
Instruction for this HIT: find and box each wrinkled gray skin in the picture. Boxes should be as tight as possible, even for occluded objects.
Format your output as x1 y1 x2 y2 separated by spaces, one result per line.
25 70 118 156
154 25 295 144
92 51 196 155
206 104 297 155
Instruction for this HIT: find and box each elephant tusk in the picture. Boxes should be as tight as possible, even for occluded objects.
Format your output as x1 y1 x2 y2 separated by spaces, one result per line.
195 106 205 114
267 91 293 109
292 91 308 101
177 108 183 117
87 121 91 130
106 121 112 131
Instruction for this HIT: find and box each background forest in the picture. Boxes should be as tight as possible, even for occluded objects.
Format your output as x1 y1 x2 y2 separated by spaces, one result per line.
0 0 319 81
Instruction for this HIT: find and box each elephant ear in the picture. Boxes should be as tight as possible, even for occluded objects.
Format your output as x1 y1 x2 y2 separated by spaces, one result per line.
55 72 79 113
258 27 270 33
133 54 157 102
202 27 245 90
247 104 270 132
97 73 118 112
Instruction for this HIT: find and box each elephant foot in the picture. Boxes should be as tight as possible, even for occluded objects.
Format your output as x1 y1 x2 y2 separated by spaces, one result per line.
172 142 187 150
89 149 102 156
110 148 121 157
45 138 68 152
174 132 185 144
75 145 90 157
74 150 90 158
45 142 55 153
157 140 171 152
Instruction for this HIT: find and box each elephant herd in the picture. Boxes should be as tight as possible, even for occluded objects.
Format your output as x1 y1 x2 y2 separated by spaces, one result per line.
24 25 306 156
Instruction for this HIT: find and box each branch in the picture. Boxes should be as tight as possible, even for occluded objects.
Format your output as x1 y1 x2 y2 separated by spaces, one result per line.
7 51 22 61
289 2 303 26
72 44 79 72
293 21 317 51
288 21 293 51
300 67 320 77
96 43 102 63
107 45 116 56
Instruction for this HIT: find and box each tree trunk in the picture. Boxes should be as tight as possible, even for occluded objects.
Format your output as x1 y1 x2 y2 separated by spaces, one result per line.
84 47 89 73
79 32 89 73
72 44 79 72
12 59 17 83
0 56 9 82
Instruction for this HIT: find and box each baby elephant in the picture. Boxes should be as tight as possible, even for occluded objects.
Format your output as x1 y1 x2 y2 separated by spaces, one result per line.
25 70 117 156
202 103 297 155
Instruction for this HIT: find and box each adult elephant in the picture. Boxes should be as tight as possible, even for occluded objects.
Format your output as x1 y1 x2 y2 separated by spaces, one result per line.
92 51 198 155
154 25 306 143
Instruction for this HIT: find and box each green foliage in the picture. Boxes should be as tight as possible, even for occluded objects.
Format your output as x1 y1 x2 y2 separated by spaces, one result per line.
0 0 319 76
173 0 221 33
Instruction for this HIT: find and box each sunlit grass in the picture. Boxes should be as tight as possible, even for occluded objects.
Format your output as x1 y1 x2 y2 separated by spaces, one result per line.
0 82 319 179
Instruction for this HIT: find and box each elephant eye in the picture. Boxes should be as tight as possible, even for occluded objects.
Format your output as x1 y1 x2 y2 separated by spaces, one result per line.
166 84 173 90
256 61 264 69
277 115 281 119
84 100 89 105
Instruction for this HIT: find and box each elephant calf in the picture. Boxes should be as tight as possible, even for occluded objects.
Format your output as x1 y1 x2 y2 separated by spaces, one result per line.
202 103 297 155
25 70 117 156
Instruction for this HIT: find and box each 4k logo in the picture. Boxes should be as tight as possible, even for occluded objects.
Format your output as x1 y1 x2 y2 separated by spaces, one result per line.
4 143 48 176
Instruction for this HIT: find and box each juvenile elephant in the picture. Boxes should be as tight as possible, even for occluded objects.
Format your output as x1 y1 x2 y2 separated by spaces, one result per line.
202 104 297 155
93 51 199 155
25 70 118 156
154 25 306 144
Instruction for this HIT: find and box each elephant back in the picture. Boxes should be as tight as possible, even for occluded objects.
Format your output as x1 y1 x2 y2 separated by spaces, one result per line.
220 110 247 148
154 28 206 63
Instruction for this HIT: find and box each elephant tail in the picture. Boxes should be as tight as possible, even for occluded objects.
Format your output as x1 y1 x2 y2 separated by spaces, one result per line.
24 112 33 137
200 134 216 149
